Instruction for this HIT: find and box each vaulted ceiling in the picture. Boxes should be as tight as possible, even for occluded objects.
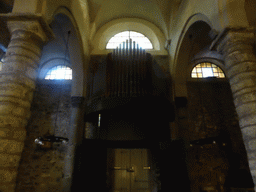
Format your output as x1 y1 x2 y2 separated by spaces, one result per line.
88 0 183 36
0 0 183 51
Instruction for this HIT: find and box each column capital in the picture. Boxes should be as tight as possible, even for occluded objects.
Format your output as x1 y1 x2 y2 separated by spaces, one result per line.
210 27 256 53
0 13 54 43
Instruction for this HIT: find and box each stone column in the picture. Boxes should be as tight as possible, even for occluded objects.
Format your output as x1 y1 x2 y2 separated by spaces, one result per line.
215 29 256 187
62 96 85 192
0 18 52 192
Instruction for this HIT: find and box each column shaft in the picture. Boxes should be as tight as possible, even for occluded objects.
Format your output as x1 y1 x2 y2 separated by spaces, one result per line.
0 20 47 192
217 30 256 187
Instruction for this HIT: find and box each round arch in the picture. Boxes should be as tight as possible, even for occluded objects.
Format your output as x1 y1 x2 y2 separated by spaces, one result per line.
173 13 214 70
173 14 219 97
91 18 167 55
39 10 85 96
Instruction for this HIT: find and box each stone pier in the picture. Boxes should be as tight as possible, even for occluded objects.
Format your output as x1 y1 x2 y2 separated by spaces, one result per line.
216 29 256 187
0 17 52 192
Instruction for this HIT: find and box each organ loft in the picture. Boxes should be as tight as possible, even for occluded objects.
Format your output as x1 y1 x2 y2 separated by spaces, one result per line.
0 0 256 191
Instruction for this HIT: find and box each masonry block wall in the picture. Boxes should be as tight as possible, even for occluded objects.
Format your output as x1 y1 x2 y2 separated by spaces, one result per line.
15 82 71 192
186 79 253 191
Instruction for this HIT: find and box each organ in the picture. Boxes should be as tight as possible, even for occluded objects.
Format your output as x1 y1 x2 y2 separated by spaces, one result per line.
86 39 173 117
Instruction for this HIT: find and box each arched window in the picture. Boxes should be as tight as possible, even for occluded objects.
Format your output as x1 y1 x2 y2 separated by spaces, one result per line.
106 31 153 49
45 65 72 80
191 62 225 78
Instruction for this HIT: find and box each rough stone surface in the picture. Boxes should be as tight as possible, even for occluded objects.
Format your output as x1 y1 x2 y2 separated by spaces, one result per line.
240 114 256 129
187 81 240 141
241 126 256 139
248 139 256 151
0 139 24 154
217 30 256 187
234 90 256 107
0 154 20 167
0 169 17 182
15 82 71 192
236 103 256 119
186 80 253 190
0 183 16 192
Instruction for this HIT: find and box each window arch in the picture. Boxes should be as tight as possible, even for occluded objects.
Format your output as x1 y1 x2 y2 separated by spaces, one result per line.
106 31 153 49
45 65 72 80
191 62 225 78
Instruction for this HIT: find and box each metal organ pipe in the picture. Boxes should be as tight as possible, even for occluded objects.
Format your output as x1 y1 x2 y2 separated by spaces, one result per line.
107 39 151 97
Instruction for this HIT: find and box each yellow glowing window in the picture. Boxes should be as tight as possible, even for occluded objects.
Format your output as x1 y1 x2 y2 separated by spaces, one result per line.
106 31 153 49
45 65 72 80
191 63 225 78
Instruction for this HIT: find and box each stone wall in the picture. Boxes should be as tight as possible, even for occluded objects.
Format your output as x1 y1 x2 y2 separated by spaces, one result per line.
186 79 253 191
187 79 239 141
15 81 71 192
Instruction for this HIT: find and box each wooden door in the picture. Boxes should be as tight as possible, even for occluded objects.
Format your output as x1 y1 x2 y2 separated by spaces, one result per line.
109 149 152 192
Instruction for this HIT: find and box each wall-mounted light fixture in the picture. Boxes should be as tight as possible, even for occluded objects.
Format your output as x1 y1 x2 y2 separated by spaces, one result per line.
35 136 69 149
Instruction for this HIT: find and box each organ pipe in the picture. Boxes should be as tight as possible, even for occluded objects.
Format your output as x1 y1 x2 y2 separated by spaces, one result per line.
106 39 152 97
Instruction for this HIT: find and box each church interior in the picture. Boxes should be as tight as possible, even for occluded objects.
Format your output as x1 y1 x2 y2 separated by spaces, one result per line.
0 0 256 191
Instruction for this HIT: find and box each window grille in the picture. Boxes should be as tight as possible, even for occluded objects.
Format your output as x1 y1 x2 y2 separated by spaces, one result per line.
106 31 153 49
191 63 225 78
45 65 72 80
